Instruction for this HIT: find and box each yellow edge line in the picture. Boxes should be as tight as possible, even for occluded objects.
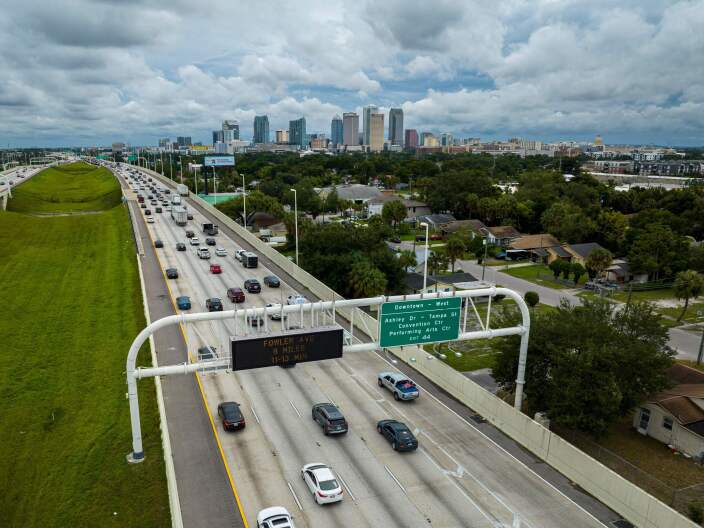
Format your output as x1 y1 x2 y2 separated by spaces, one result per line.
139 204 250 528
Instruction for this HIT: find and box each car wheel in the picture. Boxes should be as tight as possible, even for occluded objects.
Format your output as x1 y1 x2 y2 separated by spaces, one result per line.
378 378 383 387
394 392 400 401
323 427 329 436
392 441 397 451
377 425 382 434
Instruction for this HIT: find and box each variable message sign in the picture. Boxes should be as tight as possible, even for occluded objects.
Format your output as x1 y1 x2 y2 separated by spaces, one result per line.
204 155 235 167
379 297 461 348
231 326 342 370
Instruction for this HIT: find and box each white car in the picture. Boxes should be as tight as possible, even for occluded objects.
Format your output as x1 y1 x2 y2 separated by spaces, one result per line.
234 249 246 261
256 506 295 528
287 294 307 305
189 237 200 246
215 247 227 257
301 463 343 505
146 217 155 224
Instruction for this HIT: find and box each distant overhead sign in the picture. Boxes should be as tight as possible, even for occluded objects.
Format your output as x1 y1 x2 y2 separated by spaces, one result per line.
379 297 461 348
204 155 235 167
231 326 342 370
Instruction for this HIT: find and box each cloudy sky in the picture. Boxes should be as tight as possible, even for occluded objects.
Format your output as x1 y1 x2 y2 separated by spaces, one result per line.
1 0 703 147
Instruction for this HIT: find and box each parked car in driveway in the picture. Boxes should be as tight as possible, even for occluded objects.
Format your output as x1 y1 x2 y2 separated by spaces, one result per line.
378 372 419 401
165 268 179 279
311 403 347 435
206 298 223 311
244 279 261 293
263 275 280 287
217 401 245 431
377 419 418 451
301 463 343 504
227 287 245 303
176 296 191 310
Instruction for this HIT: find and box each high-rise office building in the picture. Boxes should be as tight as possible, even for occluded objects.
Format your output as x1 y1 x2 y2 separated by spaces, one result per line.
440 132 454 146
404 129 419 149
289 117 306 148
159 137 170 148
342 112 359 146
177 136 191 147
253 115 270 144
331 115 343 146
389 108 404 146
212 130 223 145
275 129 289 144
363 105 378 145
369 113 384 152
222 120 239 142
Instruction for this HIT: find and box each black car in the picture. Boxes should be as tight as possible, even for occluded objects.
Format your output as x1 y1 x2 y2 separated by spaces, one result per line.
176 242 186 251
187 213 194 220
206 298 223 312
205 237 216 246
217 402 245 431
246 314 264 327
154 239 164 248
377 419 418 452
155 207 162 213
244 279 261 293
185 230 195 238
263 275 280 288
144 209 151 216
312 403 348 435
140 203 146 209
165 268 178 279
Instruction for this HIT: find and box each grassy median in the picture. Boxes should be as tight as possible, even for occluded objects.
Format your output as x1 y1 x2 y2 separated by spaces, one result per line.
0 163 169 527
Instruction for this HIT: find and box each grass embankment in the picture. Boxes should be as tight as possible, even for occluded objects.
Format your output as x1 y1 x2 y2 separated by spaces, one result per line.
0 163 169 527
504 263 587 289
8 162 123 213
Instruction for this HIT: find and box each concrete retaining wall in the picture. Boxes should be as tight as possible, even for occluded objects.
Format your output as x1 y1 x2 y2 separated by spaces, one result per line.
141 167 697 528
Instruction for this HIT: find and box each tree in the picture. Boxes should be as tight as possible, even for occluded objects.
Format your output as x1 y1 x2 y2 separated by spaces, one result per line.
492 298 673 437
324 189 340 213
561 262 571 280
571 262 586 285
348 258 387 298
427 251 449 276
673 270 704 322
596 210 628 253
540 200 596 243
628 224 690 280
398 250 417 272
585 248 613 280
524 291 539 308
549 259 563 279
382 200 407 228
445 235 466 272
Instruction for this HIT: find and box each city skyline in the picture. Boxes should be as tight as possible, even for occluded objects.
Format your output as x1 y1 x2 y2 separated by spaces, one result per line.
1 1 704 147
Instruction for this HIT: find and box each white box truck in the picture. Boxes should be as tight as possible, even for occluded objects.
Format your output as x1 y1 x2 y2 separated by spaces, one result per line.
176 183 189 197
171 205 188 226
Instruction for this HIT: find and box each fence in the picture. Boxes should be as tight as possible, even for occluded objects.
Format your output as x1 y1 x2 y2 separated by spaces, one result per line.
141 167 699 528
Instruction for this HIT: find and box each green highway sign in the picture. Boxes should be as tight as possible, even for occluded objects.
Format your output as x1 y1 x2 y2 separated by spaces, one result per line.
379 297 461 348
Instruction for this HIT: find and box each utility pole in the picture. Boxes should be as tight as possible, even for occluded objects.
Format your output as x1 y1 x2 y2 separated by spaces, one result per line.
697 329 704 365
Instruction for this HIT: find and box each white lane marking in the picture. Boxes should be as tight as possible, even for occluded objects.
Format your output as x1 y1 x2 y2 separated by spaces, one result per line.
337 473 355 502
384 465 406 494
250 405 260 424
374 352 608 528
289 400 302 418
287 481 303 511
319 390 336 407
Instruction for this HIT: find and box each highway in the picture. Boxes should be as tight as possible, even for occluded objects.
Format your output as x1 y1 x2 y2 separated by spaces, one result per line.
0 165 44 189
119 164 615 528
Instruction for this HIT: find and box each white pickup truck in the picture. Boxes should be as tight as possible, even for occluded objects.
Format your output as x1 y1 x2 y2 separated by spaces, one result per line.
378 372 420 401
197 248 211 259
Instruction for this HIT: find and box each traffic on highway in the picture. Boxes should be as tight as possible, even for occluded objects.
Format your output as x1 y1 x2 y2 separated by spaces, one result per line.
115 163 605 528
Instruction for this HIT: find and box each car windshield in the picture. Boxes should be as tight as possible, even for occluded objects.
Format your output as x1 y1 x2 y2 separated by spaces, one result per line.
319 478 339 491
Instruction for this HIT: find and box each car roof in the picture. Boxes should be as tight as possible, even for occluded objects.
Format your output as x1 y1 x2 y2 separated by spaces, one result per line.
176 295 189 301
309 465 335 481
315 403 343 418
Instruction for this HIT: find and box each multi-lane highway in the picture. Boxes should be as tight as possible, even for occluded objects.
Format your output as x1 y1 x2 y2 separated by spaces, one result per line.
118 163 614 528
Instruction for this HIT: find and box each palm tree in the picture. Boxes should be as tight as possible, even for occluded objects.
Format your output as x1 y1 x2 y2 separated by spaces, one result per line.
445 234 466 272
348 259 387 298
673 270 704 322
398 250 417 272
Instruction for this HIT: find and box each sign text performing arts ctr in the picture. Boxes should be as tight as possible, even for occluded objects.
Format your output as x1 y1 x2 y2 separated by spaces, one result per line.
379 297 461 348
231 326 343 370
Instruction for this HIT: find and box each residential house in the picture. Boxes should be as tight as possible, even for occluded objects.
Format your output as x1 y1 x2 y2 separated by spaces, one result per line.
508 233 561 262
486 225 522 247
406 213 457 229
440 219 488 239
564 242 607 267
633 364 704 458
320 184 382 205
403 270 482 294
367 195 431 218
605 258 649 284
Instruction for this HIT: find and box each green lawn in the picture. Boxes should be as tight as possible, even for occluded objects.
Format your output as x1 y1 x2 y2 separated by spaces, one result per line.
426 339 499 371
504 264 586 290
0 164 169 527
611 287 675 303
8 162 123 213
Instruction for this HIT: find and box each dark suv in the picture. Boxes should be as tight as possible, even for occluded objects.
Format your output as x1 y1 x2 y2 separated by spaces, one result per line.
312 403 348 435
227 287 245 303
206 298 223 312
244 279 261 293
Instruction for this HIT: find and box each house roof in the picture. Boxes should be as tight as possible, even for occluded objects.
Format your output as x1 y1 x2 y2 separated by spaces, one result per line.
404 272 437 291
510 234 561 250
410 213 456 226
328 184 382 201
649 364 704 429
668 364 704 385
568 242 606 259
487 225 521 239
441 219 488 234
655 395 704 425
548 246 572 258
430 272 478 285
367 195 428 208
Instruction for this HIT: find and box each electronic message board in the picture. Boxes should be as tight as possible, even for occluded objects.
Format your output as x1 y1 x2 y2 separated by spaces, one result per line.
231 326 343 370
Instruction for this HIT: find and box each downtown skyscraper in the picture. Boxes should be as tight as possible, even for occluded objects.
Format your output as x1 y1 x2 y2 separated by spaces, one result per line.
289 117 306 148
253 115 270 144
330 115 343 146
363 104 378 146
389 108 403 146
342 112 359 146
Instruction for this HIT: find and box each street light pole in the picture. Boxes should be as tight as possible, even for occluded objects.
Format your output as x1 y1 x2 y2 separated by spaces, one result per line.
179 156 183 183
481 239 488 281
421 221 429 291
291 188 299 265
242 173 247 230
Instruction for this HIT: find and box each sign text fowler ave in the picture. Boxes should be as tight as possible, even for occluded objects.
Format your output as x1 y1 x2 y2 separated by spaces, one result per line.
231 326 343 370
379 297 461 348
